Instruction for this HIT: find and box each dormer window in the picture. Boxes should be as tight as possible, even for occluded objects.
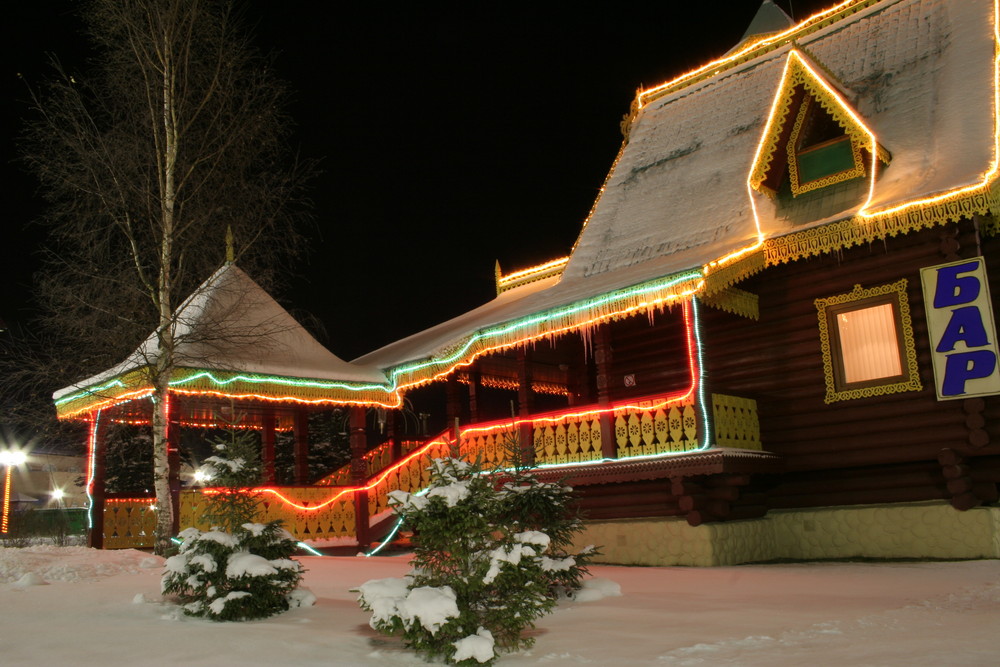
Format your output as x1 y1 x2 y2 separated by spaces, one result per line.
786 94 870 196
750 51 890 200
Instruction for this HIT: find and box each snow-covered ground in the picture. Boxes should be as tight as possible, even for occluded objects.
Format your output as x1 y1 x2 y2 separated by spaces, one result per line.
1 545 997 666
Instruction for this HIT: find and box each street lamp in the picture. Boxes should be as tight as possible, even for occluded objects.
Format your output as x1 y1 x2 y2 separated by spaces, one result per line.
1 449 27 534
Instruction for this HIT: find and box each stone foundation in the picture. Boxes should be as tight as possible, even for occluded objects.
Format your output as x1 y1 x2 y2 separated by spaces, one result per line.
573 501 1000 566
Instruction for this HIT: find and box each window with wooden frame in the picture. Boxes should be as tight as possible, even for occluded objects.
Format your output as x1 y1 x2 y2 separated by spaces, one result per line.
748 52 891 201
815 280 922 403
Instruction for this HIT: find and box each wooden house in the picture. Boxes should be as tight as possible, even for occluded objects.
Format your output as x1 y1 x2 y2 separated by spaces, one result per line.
355 0 1000 565
56 0 1000 565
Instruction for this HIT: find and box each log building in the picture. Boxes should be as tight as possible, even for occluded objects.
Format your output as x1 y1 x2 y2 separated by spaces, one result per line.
55 0 1000 565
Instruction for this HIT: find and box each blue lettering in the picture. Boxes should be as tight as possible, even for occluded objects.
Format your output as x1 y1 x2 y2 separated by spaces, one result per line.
935 306 992 353
942 350 997 396
933 262 981 308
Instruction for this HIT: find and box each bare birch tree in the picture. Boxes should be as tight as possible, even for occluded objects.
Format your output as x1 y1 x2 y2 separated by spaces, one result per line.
17 0 310 554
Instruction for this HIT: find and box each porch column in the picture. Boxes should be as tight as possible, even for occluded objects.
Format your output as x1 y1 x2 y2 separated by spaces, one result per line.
446 375 463 426
261 409 276 484
594 323 617 459
468 365 482 424
349 406 370 548
517 348 536 465
691 298 714 449
168 397 182 535
87 415 108 549
293 410 309 484
387 410 402 462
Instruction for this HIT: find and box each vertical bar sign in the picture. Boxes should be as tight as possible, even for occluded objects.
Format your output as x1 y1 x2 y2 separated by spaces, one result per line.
920 256 1000 400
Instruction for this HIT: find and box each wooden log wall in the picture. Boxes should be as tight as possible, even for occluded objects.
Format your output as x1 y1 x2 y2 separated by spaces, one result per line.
703 220 1000 511
600 306 692 400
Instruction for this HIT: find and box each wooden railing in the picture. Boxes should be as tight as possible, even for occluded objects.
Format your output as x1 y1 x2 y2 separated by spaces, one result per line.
178 438 452 542
459 391 708 466
168 391 759 547
365 439 452 519
316 439 425 486
102 496 157 549
614 394 699 459
713 393 761 450
179 486 357 541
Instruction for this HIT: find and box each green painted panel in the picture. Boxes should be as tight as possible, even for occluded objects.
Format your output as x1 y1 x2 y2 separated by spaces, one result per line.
797 137 856 184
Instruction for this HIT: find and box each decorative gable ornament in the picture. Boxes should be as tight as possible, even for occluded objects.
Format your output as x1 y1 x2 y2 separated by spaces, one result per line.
749 49 891 198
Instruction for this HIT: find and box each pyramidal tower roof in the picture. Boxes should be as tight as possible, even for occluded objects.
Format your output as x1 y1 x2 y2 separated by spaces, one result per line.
738 1 795 46
54 263 391 417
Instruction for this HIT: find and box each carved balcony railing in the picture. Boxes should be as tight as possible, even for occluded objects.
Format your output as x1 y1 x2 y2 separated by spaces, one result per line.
712 393 762 450
459 391 719 467
316 439 425 486
180 486 357 541
364 439 452 519
169 391 759 548
101 496 158 549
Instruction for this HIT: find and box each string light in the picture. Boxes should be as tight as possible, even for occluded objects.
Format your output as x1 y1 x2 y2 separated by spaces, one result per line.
636 1 869 109
171 369 389 393
1 451 28 533
496 256 570 293
84 411 102 531
857 0 1000 222
389 271 704 389
168 387 402 410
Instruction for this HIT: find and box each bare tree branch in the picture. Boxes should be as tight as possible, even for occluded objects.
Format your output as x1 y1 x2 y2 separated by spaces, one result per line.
7 0 315 554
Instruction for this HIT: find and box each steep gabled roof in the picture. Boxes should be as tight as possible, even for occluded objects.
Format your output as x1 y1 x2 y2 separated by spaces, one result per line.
358 0 999 389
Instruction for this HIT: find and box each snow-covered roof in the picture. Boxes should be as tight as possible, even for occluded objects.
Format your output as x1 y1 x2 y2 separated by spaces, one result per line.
359 0 999 382
55 264 389 416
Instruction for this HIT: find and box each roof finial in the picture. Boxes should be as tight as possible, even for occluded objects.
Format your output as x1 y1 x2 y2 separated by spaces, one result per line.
225 225 235 265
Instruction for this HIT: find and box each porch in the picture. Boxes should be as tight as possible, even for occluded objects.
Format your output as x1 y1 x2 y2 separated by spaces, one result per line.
96 390 773 550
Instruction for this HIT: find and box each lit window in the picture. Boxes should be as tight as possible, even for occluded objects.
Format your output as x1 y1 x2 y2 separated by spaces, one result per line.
816 280 921 403
836 303 901 383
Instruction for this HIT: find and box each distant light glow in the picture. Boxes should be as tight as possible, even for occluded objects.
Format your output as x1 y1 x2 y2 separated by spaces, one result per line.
1 449 27 534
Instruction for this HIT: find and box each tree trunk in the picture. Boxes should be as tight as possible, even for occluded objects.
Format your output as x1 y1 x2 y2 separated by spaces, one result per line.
151 16 179 556
152 375 174 555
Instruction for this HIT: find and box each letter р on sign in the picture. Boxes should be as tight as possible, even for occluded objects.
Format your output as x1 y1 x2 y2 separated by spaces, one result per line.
920 257 1000 400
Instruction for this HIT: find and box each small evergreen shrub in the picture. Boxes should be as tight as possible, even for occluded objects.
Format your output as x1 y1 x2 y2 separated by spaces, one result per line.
199 424 264 532
161 521 304 621
161 424 306 621
356 458 594 665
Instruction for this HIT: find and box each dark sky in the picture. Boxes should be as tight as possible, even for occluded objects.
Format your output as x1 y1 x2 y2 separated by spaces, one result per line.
3 0 834 361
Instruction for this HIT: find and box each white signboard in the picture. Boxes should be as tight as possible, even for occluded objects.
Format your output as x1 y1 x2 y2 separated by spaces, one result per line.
920 257 1000 400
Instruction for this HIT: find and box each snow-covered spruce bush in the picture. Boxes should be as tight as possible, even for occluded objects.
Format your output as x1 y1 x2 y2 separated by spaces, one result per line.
161 521 304 621
198 424 264 532
495 466 595 600
356 458 593 665
162 424 305 621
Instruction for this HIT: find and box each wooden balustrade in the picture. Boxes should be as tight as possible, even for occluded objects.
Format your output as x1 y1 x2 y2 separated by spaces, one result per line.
614 395 699 458
533 411 605 465
170 392 759 547
316 439 425 486
460 424 518 467
102 496 157 549
367 440 452 518
712 393 761 450
179 487 357 541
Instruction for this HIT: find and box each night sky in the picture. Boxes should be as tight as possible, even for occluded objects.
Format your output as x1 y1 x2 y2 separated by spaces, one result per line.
3 0 834 362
